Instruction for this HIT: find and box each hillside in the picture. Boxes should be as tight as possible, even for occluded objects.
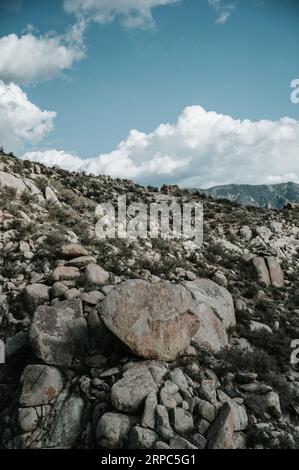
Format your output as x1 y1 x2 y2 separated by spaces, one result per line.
194 182 299 209
1 150 299 449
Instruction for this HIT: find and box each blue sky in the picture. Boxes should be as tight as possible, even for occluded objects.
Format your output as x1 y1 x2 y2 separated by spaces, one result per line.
0 0 299 187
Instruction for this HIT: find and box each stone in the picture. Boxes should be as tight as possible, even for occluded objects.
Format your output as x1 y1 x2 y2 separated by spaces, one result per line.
252 257 271 286
155 441 171 449
18 407 39 433
20 365 64 406
196 398 216 422
197 419 210 436
5 331 28 361
62 244 89 258
45 186 60 204
250 320 272 334
52 266 80 282
81 291 105 305
169 435 197 449
141 392 158 429
169 368 189 391
266 256 284 288
191 302 228 352
0 170 26 194
51 282 68 298
207 402 235 449
171 408 194 435
29 299 88 367
155 405 174 440
129 426 158 449
84 264 110 285
254 391 282 419
23 283 50 314
160 381 180 409
111 364 158 413
184 279 236 329
96 412 136 449
212 271 228 288
98 280 199 362
49 394 85 448
66 256 97 268
191 433 207 449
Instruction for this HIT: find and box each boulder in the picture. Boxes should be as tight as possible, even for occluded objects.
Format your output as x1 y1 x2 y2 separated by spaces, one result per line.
171 408 194 435
111 364 158 413
98 280 199 362
62 244 89 258
23 283 50 314
252 257 271 286
52 266 80 282
183 279 236 329
84 264 110 285
48 394 84 448
141 392 158 429
19 365 64 406
129 426 158 449
29 299 88 367
66 256 96 267
266 256 284 288
96 412 137 448
207 402 235 449
0 170 26 194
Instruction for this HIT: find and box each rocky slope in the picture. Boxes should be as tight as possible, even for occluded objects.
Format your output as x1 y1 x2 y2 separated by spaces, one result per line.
193 182 299 209
1 150 299 449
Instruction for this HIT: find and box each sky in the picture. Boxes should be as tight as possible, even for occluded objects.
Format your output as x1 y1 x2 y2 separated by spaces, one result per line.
0 0 299 188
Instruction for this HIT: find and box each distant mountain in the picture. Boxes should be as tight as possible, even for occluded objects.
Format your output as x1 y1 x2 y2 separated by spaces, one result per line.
194 182 299 209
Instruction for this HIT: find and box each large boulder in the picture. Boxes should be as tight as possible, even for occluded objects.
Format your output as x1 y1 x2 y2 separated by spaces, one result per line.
29 299 88 367
183 279 236 329
98 280 199 362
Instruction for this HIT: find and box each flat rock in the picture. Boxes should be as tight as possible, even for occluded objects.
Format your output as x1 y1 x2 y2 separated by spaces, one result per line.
62 244 89 258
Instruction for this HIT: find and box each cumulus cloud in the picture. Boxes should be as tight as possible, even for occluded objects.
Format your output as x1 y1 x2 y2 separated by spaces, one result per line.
0 80 56 150
63 0 180 28
22 105 299 188
0 22 85 85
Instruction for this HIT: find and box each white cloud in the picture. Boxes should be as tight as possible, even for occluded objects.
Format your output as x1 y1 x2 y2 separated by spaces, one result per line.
63 0 180 28
22 105 299 187
0 23 85 85
0 80 56 150
208 0 236 24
